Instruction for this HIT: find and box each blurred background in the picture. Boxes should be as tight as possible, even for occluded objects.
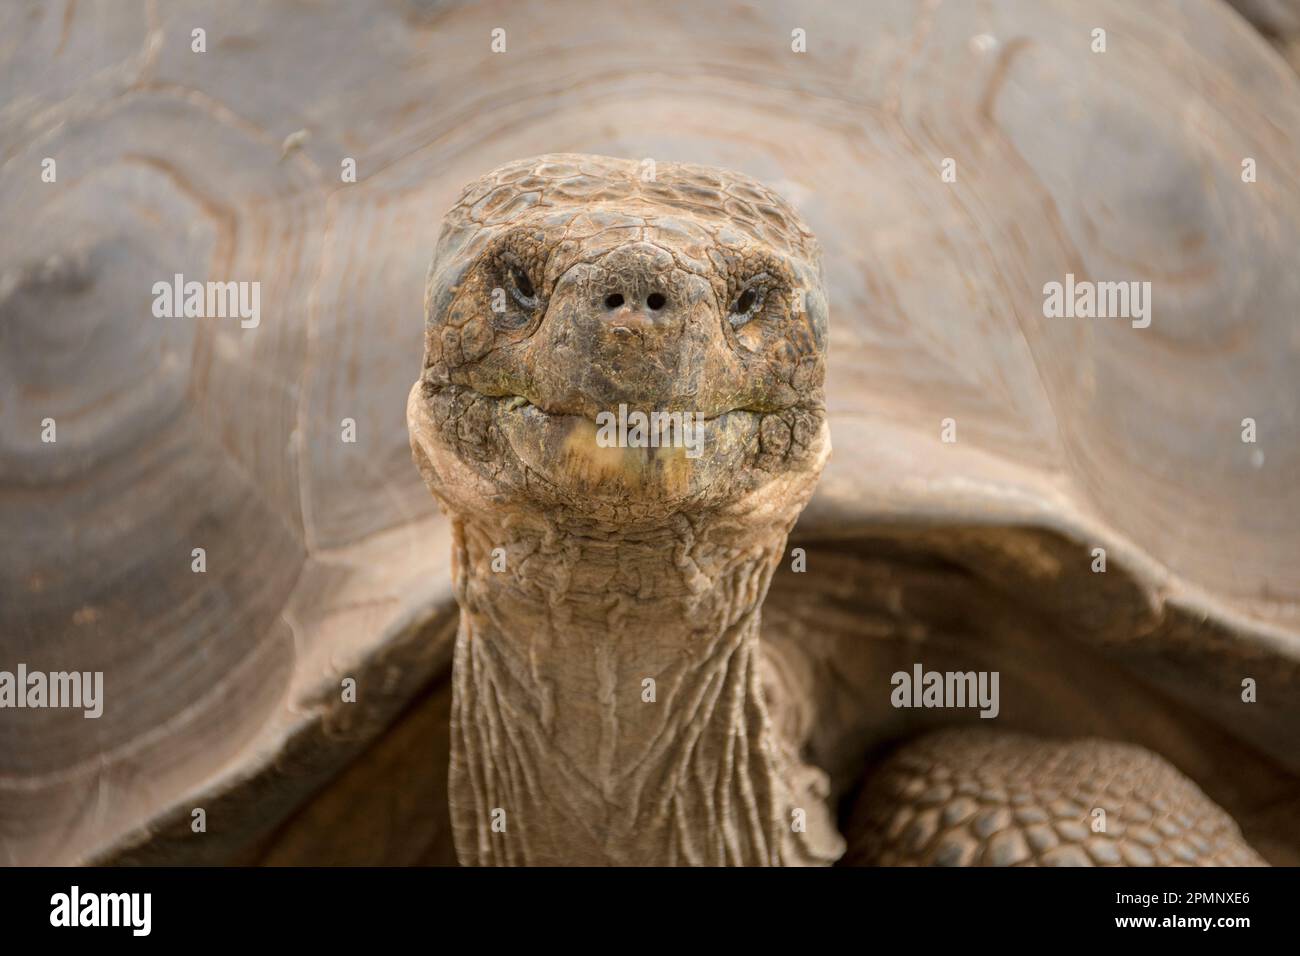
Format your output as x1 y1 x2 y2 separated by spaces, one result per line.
1 0 1298 866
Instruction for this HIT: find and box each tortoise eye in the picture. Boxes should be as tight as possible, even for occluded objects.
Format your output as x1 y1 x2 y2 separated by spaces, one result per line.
509 266 537 307
728 283 766 328
491 260 541 332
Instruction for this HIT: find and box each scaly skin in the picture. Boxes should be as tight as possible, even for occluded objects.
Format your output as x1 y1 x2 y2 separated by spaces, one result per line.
843 731 1265 866
409 153 1263 867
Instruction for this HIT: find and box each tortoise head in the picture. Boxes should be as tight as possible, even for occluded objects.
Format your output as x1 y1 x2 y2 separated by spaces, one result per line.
409 154 830 522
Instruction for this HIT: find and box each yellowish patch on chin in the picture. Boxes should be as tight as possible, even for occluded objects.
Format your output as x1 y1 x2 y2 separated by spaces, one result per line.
562 419 641 489
558 419 695 497
656 443 693 498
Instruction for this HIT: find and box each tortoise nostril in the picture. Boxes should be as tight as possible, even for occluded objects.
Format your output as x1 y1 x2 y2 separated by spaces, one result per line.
604 293 624 310
646 292 666 311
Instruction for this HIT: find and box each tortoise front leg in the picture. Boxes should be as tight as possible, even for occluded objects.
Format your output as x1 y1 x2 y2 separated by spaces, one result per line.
839 729 1264 866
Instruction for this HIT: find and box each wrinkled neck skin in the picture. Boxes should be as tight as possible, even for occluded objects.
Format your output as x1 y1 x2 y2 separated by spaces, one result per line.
435 452 843 866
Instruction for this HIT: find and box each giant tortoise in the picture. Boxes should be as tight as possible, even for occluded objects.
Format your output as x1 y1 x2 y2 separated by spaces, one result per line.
1 0 1297 866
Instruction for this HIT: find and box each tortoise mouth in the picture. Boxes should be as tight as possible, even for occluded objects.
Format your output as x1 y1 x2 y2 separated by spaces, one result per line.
486 386 764 503
422 381 827 508
487 390 757 425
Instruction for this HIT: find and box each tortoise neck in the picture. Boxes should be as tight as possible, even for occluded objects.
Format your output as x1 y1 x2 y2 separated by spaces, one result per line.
445 506 810 865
